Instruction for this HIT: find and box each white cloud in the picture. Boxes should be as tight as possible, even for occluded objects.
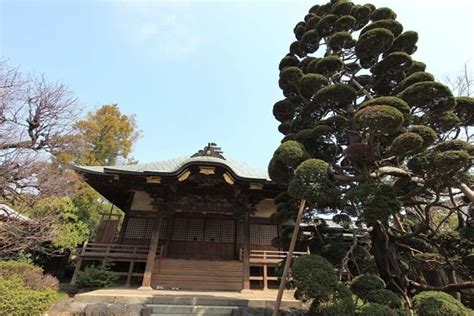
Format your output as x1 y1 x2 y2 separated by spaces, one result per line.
111 1 200 60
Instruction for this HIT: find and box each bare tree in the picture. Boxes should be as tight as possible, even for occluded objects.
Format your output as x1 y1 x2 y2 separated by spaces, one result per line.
446 63 473 97
0 61 80 204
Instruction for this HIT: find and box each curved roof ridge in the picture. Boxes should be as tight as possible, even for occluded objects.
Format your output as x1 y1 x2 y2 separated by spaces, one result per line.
75 155 270 181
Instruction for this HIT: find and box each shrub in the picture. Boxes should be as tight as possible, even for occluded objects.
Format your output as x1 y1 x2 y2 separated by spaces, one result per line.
413 291 472 316
76 262 119 288
291 254 339 301
0 276 66 316
359 303 398 316
309 284 355 316
0 260 59 290
365 289 404 309
350 274 385 301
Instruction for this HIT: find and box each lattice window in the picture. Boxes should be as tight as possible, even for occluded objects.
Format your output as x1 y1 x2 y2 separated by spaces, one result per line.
250 224 278 245
204 219 221 242
171 217 189 241
260 225 278 245
124 217 148 239
187 218 205 241
221 220 235 243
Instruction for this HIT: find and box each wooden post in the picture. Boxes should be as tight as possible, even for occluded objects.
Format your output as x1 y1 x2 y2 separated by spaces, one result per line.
138 212 163 290
263 251 268 290
126 260 135 287
70 240 88 285
272 199 306 316
242 212 250 290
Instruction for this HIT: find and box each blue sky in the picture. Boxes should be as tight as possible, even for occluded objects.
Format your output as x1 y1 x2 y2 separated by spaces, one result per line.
1 0 473 170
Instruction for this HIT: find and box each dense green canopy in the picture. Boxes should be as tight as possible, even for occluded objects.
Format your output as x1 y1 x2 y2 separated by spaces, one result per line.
269 0 474 312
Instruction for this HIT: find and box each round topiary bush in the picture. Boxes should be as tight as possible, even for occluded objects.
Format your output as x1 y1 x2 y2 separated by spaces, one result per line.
354 105 404 133
359 303 398 316
288 158 340 205
309 284 355 316
291 254 339 301
390 132 424 155
350 274 385 301
359 96 410 119
408 125 437 148
413 291 472 316
365 289 404 309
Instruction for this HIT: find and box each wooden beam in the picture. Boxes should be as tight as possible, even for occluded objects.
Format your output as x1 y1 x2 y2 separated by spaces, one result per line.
138 212 163 290
242 212 250 290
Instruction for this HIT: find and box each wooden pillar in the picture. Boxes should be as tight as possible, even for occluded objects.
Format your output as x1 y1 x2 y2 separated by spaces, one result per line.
138 212 163 290
242 211 250 290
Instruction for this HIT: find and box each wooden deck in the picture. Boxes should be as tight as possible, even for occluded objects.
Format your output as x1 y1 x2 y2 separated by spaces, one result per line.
72 242 309 290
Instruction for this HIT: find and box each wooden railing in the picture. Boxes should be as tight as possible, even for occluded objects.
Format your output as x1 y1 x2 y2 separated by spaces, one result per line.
80 241 150 259
249 249 309 264
247 249 310 290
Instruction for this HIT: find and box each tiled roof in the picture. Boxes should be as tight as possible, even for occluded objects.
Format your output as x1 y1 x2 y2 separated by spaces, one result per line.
73 155 270 181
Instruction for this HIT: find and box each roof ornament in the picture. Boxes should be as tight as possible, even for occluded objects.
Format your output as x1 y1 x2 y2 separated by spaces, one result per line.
191 142 226 160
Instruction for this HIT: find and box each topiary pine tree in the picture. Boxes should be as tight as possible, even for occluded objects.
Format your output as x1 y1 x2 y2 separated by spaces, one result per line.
269 0 474 306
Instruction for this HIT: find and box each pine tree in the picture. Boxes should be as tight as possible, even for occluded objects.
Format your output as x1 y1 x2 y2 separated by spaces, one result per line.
269 0 474 303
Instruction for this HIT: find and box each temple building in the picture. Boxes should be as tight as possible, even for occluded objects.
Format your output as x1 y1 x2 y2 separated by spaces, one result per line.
70 143 308 291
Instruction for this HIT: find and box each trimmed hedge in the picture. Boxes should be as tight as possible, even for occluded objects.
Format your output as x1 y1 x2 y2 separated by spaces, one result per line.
0 261 65 315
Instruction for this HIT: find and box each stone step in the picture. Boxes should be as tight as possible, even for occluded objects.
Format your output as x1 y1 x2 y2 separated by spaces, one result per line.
150 297 248 307
145 304 238 315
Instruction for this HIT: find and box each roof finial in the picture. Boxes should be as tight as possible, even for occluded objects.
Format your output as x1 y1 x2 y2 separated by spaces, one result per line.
191 142 225 160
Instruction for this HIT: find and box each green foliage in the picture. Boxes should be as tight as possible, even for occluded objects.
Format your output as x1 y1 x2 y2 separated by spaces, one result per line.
271 1 474 303
29 196 90 250
455 96 474 126
74 104 139 166
279 55 300 70
350 274 385 301
365 289 404 309
359 303 398 316
300 74 329 98
308 83 357 113
354 105 404 133
312 55 344 76
76 262 119 289
359 96 410 119
0 260 59 290
288 159 339 206
273 99 295 122
428 111 461 133
396 71 434 93
408 125 437 148
0 276 66 316
370 7 397 21
308 284 355 316
0 261 65 316
398 81 455 112
356 28 394 67
328 31 355 51
412 291 472 316
280 66 304 91
390 132 423 156
291 255 339 301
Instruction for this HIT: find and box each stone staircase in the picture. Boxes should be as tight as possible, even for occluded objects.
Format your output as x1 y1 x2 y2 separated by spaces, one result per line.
151 259 243 291
142 296 242 316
